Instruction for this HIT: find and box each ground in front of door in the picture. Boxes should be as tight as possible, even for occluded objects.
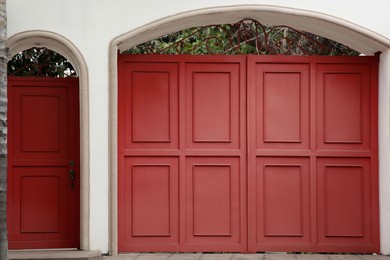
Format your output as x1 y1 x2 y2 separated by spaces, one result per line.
104 253 390 260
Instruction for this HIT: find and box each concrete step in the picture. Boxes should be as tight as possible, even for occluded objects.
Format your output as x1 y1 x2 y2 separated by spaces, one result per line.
8 250 102 260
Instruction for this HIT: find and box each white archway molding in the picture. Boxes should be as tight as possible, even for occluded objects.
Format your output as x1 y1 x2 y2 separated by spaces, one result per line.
109 5 390 256
115 5 390 55
7 30 91 251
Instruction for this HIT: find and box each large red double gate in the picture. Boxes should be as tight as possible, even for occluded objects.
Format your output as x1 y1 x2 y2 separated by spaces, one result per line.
118 55 379 253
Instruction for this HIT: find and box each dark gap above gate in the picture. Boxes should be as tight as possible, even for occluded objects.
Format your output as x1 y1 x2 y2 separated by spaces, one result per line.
124 19 360 56
7 47 77 77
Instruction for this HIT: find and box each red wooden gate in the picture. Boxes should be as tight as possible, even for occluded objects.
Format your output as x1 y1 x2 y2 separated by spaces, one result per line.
7 77 80 249
118 55 379 253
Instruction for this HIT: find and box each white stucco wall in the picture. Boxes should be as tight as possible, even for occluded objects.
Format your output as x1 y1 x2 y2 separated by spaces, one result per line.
378 49 390 256
6 0 390 255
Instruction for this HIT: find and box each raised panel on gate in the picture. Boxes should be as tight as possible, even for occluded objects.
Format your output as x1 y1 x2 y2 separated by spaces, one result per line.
193 165 231 236
263 165 302 236
317 64 371 150
132 165 171 236
185 63 241 149
185 157 243 248
122 62 179 149
323 74 362 143
253 157 311 247
254 63 309 150
119 157 179 249
317 158 373 247
132 72 171 142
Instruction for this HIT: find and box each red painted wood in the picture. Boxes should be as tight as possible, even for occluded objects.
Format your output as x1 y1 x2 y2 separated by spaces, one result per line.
120 157 179 250
118 60 181 252
247 56 379 253
314 62 378 252
254 63 310 150
7 77 79 249
316 64 371 150
185 62 241 149
254 157 311 247
122 62 179 150
183 59 247 252
185 157 243 251
118 56 247 252
118 54 379 253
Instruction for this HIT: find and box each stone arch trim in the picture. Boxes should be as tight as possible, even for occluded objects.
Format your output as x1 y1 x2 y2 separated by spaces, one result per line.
8 30 90 251
109 5 390 255
114 5 390 54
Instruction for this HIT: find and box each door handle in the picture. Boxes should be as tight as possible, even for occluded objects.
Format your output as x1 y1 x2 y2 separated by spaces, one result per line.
69 160 75 190
69 169 75 190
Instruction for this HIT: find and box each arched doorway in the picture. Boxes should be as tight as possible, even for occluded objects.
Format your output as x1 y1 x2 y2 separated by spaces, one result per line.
112 16 379 252
109 5 390 255
6 31 90 250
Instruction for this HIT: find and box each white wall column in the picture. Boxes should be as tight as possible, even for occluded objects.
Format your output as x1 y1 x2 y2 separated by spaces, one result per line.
85 44 110 253
379 49 390 255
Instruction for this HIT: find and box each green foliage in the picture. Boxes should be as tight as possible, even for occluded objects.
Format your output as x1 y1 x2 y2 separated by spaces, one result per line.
8 47 77 77
7 21 360 78
124 20 360 56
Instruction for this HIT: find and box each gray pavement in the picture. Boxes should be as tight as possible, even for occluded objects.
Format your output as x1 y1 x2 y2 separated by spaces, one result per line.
104 253 390 260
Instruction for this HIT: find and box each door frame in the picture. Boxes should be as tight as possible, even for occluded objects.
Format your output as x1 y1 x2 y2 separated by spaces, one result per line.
7 30 90 251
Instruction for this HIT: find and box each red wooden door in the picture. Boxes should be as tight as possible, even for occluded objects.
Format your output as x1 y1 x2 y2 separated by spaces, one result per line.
183 60 247 252
247 56 379 253
118 55 379 253
118 56 247 252
7 77 79 249
247 59 312 252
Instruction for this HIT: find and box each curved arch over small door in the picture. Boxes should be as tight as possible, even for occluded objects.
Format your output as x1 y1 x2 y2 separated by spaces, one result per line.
7 31 90 250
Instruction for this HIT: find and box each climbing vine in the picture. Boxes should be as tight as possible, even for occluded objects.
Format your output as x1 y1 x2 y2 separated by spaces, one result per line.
125 19 359 56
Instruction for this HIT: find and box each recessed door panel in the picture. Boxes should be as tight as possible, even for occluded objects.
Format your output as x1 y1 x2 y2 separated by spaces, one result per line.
122 62 179 149
253 157 311 247
119 157 179 249
132 72 171 142
317 158 373 246
11 85 67 160
317 64 371 150
10 167 68 242
254 63 310 150
21 175 61 233
185 157 242 247
20 95 61 152
186 63 241 150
